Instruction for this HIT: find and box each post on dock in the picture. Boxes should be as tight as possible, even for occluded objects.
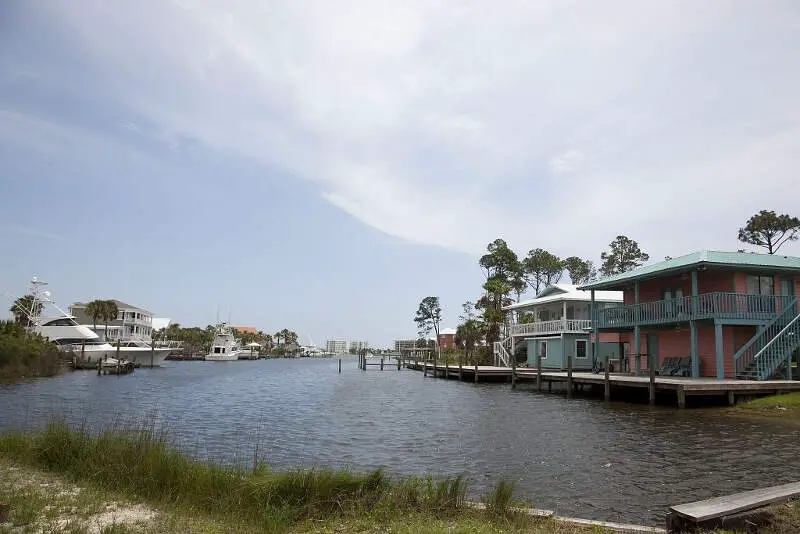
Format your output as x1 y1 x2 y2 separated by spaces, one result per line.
445 360 449 379
536 350 542 392
511 351 517 389
423 355 427 377
649 354 656 405
604 353 611 401
116 340 121 360
474 361 478 383
458 356 463 381
433 357 438 378
397 357 401 370
338 358 342 373
567 352 573 398
97 359 101 375
380 357 384 371
677 387 686 409
728 390 735 406
81 340 86 362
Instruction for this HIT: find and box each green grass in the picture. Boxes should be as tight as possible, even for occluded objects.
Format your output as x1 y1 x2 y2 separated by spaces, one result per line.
0 420 601 533
736 392 800 419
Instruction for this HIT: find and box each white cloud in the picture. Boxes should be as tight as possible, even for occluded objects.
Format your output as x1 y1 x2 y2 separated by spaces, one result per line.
9 0 800 259
549 150 585 174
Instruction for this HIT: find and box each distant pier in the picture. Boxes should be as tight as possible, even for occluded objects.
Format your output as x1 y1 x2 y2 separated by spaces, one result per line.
403 360 800 408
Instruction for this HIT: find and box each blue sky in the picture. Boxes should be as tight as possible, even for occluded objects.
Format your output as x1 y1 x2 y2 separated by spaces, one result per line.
1 1 799 346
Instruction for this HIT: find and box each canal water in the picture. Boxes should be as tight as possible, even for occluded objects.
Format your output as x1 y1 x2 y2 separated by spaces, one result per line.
0 357 797 525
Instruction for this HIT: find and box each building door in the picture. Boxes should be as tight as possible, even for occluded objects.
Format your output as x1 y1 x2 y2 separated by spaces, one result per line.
646 333 659 372
781 278 797 315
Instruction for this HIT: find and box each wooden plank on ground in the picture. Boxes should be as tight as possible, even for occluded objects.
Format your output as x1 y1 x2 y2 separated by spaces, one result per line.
669 481 800 522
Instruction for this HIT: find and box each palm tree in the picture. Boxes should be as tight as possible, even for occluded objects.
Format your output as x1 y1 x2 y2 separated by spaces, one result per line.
85 300 104 334
10 295 43 327
274 331 283 347
101 300 119 342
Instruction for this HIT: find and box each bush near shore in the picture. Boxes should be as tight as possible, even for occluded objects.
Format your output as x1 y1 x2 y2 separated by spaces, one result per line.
0 320 61 380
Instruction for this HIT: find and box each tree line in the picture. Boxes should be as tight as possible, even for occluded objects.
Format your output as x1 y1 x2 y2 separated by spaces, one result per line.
153 324 300 355
411 209 800 363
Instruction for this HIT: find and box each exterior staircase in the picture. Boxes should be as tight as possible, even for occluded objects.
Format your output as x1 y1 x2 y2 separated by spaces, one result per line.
735 297 800 380
493 337 512 367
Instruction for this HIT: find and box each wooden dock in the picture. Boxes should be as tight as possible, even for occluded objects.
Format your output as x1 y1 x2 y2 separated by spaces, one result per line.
404 361 800 408
666 481 800 532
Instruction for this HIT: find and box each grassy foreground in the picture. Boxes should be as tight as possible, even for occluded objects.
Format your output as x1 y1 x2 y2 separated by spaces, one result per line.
735 392 800 419
0 421 599 533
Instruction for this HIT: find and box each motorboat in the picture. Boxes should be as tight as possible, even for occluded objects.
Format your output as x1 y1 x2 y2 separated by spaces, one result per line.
238 342 262 360
205 323 243 361
18 277 173 367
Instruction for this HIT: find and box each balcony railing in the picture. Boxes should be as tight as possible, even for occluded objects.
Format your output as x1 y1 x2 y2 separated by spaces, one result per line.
594 292 797 329
509 318 592 336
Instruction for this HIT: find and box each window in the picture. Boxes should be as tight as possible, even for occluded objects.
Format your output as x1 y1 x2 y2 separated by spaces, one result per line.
214 347 221 354
662 287 685 300
539 341 547 360
780 278 793 296
746 275 774 295
575 340 588 359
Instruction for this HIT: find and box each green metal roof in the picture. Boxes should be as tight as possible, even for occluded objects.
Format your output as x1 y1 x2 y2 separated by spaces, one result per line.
580 250 800 290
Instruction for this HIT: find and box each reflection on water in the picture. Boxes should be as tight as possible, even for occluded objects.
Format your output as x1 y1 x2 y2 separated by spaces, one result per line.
0 357 797 525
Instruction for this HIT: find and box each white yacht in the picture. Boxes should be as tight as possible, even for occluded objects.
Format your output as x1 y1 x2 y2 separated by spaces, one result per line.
19 277 173 367
205 323 243 361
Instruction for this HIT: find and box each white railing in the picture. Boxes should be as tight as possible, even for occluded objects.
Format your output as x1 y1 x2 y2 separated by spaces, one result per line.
493 341 511 367
509 319 592 336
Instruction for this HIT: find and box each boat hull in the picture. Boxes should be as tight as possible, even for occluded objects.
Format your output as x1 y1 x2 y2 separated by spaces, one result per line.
205 352 241 362
66 346 172 367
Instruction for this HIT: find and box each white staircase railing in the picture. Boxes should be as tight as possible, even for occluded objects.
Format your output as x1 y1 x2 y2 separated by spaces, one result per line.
493 341 511 367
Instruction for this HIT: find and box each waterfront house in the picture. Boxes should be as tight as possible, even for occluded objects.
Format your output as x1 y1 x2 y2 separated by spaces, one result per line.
438 328 457 349
231 326 258 336
501 284 624 370
69 300 155 342
580 251 800 380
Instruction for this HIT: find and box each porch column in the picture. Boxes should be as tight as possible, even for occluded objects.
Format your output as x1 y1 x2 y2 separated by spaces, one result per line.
634 281 641 376
714 321 724 379
690 321 699 378
590 290 597 367
690 270 699 378
562 300 568 331
561 332 566 371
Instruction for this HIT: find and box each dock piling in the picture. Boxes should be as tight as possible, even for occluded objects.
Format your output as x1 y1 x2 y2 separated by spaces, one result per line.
536 351 542 392
380 357 384 371
567 353 573 399
649 357 656 405
511 352 517 389
458 359 463 381
604 354 611 402
677 387 686 409
474 361 478 383
338 358 342 373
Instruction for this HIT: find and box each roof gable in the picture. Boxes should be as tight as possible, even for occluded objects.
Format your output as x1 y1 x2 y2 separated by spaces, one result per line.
503 284 622 311
581 250 800 290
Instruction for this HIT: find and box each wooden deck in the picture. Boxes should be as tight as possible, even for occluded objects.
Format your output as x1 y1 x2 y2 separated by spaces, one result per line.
666 481 800 532
403 361 800 408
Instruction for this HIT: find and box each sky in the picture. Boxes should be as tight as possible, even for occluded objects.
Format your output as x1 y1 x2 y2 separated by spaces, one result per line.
1 1 799 347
